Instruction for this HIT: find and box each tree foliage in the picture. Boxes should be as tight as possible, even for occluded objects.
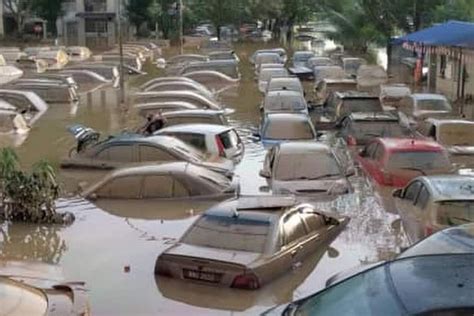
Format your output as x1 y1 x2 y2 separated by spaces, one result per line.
31 0 64 35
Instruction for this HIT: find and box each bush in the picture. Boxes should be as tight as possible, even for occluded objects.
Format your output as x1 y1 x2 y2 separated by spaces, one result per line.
0 148 73 224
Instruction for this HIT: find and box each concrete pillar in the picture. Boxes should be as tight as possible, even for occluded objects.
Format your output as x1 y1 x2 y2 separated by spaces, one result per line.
0 2 4 36
78 18 86 46
108 20 115 47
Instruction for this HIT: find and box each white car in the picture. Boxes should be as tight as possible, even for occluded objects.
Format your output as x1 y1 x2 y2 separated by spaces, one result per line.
265 76 304 95
155 124 244 163
260 142 353 196
261 90 308 115
258 68 289 93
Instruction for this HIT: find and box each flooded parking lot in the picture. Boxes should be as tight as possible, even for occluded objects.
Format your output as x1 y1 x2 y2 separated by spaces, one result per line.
0 43 408 315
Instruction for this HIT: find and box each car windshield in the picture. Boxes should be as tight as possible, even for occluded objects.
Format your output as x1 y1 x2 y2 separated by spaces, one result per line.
341 99 382 114
387 151 450 170
275 152 341 181
438 124 474 146
353 122 408 139
264 95 306 111
259 69 288 81
294 53 313 62
417 99 451 112
182 214 271 253
0 278 48 316
293 263 404 316
437 201 474 226
263 119 315 140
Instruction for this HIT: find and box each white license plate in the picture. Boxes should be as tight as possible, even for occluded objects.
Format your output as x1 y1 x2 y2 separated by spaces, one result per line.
183 269 221 283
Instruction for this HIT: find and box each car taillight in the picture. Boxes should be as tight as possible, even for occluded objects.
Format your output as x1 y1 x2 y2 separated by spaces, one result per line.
231 273 260 290
347 135 357 146
215 135 225 157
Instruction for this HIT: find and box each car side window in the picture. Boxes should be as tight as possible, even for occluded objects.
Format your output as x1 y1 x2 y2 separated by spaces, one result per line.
141 175 173 198
404 181 422 202
96 145 134 162
138 145 175 162
365 143 378 159
171 133 206 151
96 176 142 198
173 179 190 197
282 213 307 246
373 145 385 162
414 185 430 209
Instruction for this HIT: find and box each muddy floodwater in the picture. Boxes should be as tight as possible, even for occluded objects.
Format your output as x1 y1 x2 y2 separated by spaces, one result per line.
0 43 408 315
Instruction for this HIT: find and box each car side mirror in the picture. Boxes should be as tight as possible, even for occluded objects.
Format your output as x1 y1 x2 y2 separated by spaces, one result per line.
359 149 367 157
259 169 271 178
392 189 403 198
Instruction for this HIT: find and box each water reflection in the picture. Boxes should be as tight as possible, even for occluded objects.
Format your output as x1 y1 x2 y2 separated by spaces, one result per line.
0 222 66 264
156 247 329 312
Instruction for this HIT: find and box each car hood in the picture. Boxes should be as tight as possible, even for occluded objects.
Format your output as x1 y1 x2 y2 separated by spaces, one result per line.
272 178 350 195
165 243 262 267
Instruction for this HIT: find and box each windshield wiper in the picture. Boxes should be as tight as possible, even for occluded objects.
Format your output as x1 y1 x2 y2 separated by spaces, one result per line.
295 173 341 180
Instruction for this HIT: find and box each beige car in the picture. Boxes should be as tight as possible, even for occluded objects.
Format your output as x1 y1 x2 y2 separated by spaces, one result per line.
0 260 89 316
155 196 349 289
314 78 357 106
83 162 239 201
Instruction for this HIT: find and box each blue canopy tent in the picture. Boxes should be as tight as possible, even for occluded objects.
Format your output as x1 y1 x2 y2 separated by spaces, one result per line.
396 20 474 104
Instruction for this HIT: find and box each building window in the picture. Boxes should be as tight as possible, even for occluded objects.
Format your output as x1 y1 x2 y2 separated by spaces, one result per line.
85 19 108 33
84 0 107 12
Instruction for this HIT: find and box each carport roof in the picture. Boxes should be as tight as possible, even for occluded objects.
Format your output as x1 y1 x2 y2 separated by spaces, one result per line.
397 20 474 49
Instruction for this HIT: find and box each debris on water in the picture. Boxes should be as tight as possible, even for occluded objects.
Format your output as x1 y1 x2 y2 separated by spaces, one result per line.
124 265 130 273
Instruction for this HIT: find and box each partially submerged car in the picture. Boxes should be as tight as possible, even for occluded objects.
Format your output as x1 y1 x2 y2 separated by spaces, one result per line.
135 101 199 117
264 253 474 315
179 60 240 79
338 112 414 146
139 76 197 91
65 46 92 62
257 113 317 148
155 196 349 289
260 142 353 196
289 57 333 80
393 175 474 244
208 50 239 62
6 81 78 103
161 109 229 126
250 48 287 64
61 125 234 175
261 90 308 115
356 65 388 93
398 93 453 124
342 57 366 77
35 48 70 70
133 91 223 110
379 83 411 110
357 138 454 187
257 67 289 93
307 57 333 69
291 51 315 68
0 63 23 85
313 65 346 83
155 124 244 162
142 80 216 101
265 76 304 95
318 91 384 129
0 260 89 316
255 53 285 68
58 69 111 85
182 70 240 89
256 63 285 76
83 162 239 201
66 63 119 82
0 89 48 124
418 119 474 168
313 78 357 106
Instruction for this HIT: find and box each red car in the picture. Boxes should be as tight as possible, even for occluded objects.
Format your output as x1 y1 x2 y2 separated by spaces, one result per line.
356 138 454 187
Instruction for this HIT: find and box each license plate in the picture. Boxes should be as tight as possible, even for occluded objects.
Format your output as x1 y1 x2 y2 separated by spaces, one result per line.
183 269 221 283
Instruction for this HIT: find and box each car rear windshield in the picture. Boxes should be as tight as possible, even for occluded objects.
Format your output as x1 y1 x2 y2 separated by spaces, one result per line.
353 122 408 139
387 151 450 170
438 124 474 146
182 214 271 253
437 201 474 226
264 95 306 111
417 99 451 112
275 153 341 181
264 120 315 140
219 129 240 149
259 69 288 81
341 99 382 114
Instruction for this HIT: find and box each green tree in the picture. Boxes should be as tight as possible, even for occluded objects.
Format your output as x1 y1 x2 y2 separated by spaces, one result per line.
126 0 153 33
31 0 64 35
2 0 33 36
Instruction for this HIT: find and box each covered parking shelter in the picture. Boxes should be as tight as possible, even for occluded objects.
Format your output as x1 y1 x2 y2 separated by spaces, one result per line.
398 20 474 107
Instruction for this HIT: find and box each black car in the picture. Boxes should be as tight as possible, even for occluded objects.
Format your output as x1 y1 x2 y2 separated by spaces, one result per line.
264 253 474 315
337 112 414 146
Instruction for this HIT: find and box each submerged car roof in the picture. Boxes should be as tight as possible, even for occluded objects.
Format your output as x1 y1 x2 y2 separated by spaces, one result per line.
418 175 474 202
411 93 449 101
335 91 379 99
376 138 445 152
156 123 233 134
348 112 399 122
278 141 331 154
163 109 225 117
265 113 311 122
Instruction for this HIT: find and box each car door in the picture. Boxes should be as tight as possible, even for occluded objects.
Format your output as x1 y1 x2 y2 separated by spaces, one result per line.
95 175 143 199
280 212 308 269
412 184 431 240
395 180 422 242
94 143 135 167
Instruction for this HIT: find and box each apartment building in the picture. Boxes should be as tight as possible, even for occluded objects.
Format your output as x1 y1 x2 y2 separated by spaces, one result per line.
57 0 127 50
